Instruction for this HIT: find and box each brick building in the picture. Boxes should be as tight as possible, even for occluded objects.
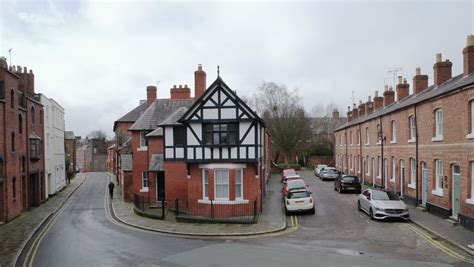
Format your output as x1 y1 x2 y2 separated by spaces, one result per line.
334 36 474 230
64 131 77 174
0 58 45 222
114 65 271 217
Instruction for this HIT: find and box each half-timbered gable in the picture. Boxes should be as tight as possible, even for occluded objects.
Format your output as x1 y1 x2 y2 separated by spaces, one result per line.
162 77 265 163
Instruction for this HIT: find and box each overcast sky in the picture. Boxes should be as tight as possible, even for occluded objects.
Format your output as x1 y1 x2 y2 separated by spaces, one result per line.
1 0 473 138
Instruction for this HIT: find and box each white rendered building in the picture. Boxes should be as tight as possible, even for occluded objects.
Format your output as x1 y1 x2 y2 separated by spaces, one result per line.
39 94 66 198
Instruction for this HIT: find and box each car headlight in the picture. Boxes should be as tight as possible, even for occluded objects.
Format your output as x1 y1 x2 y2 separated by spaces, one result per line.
403 208 409 212
374 207 384 211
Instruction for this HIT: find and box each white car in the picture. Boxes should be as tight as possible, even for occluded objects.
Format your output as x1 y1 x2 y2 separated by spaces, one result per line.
358 189 409 220
314 164 328 177
285 189 315 215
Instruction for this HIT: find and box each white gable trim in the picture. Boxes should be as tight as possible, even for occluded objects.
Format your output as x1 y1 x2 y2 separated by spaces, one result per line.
198 163 247 169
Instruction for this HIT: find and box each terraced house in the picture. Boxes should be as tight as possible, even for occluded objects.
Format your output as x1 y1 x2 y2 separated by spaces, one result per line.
334 35 474 230
114 65 271 218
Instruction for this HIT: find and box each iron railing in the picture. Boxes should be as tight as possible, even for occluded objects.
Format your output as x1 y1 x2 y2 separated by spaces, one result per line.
132 194 166 220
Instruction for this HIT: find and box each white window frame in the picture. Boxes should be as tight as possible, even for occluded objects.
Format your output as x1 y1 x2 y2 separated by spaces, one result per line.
409 158 416 189
202 169 209 199
467 161 474 205
408 116 416 143
357 155 360 173
376 124 382 145
365 127 370 145
139 131 148 151
432 160 444 196
391 120 397 143
366 155 370 175
432 109 444 141
400 159 405 192
467 101 474 139
391 157 396 182
350 131 353 146
235 169 243 200
140 171 149 192
350 155 353 171
372 158 376 178
357 129 360 145
377 156 381 179
214 169 229 200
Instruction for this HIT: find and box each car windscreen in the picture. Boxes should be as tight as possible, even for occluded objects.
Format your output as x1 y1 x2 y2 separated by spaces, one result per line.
324 169 338 174
372 191 400 201
342 176 359 182
288 191 310 199
284 169 296 176
287 181 306 189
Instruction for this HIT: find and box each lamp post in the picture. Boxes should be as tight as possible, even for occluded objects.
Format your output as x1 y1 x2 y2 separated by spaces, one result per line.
377 120 386 189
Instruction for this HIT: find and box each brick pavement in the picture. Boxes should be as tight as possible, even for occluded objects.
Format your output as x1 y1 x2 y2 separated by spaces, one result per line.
0 174 87 267
109 172 286 236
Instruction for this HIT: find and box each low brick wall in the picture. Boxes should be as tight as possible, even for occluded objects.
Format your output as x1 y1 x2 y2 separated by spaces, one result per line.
307 156 334 168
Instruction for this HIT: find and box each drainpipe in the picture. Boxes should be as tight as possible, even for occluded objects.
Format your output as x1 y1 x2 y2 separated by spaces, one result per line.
415 104 419 206
379 116 385 189
359 124 363 186
344 130 348 174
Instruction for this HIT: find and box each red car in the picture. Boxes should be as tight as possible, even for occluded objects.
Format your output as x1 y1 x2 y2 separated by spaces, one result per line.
281 168 297 181
282 178 308 196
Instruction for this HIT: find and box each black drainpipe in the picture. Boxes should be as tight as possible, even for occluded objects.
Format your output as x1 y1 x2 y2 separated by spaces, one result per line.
379 116 384 189
345 130 348 174
415 104 419 206
359 124 363 185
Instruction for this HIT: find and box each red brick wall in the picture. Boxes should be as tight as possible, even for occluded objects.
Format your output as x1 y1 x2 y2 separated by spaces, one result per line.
164 161 188 203
122 170 133 202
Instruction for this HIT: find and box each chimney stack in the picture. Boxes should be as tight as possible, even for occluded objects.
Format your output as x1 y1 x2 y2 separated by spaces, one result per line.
373 90 383 110
358 100 366 117
146 85 157 107
194 64 206 99
396 76 410 101
0 57 7 69
332 109 339 119
170 84 191 99
383 85 395 106
463 35 474 75
347 106 352 122
365 96 374 114
413 67 429 94
352 103 358 120
433 53 452 85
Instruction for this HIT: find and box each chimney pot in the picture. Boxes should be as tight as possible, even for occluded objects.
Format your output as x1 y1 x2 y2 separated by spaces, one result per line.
467 35 474 46
436 53 442 63
179 85 182 88
397 76 403 85
403 78 407 84
384 85 389 91
29 69 33 74
374 90 379 97
416 67 421 76
434 53 452 85
368 96 372 102
464 35 474 75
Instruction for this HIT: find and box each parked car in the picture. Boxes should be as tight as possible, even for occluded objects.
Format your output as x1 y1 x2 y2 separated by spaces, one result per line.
282 178 308 196
282 168 297 181
285 189 315 215
357 189 409 220
334 175 361 193
319 167 340 180
314 164 328 177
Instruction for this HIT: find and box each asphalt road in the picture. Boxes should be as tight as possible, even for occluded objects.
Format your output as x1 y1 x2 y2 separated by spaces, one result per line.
32 172 469 266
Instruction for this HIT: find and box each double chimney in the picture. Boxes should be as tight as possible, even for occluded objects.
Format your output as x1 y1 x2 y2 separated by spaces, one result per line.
145 64 207 107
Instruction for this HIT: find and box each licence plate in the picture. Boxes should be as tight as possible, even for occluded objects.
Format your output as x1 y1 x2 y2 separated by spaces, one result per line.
348 187 355 190
295 200 304 204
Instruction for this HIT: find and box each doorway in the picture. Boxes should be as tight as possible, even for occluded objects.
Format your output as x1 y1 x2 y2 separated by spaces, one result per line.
452 164 461 219
28 173 40 207
156 171 165 201
421 162 427 205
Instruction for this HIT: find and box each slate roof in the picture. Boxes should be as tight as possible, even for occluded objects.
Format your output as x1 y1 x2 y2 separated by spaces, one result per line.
129 99 193 131
159 107 189 126
29 132 41 140
65 131 75 140
146 128 163 137
308 117 347 134
113 101 147 130
121 155 132 171
335 73 474 131
149 153 164 171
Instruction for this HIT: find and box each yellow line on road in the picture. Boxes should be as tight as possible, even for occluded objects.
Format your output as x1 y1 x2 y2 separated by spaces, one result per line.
406 224 474 263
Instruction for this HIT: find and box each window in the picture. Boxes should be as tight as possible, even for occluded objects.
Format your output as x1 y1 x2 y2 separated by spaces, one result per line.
12 176 16 200
235 169 243 199
409 116 416 141
11 132 15 152
141 171 148 188
357 129 360 145
204 123 238 145
372 158 375 177
0 81 4 99
434 160 443 195
400 159 405 191
366 127 370 145
30 106 35 124
40 110 43 124
202 169 209 199
376 124 382 144
357 155 360 173
0 158 4 182
173 126 186 146
10 89 14 109
434 109 443 139
340 134 343 146
377 156 381 178
409 158 416 187
140 132 147 147
18 114 22 134
468 162 474 204
391 157 396 182
21 156 25 173
350 131 353 145
214 169 229 199
30 138 40 159
366 155 370 175
468 101 474 138
391 120 396 143
384 158 388 184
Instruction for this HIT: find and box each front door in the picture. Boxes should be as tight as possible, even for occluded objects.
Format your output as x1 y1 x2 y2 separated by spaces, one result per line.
452 165 461 219
156 171 165 201
421 162 427 205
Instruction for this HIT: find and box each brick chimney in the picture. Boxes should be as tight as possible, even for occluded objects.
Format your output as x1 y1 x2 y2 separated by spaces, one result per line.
332 109 339 119
373 90 383 110
413 67 428 94
194 64 206 99
352 103 358 120
358 101 366 117
396 76 410 101
383 85 395 106
146 85 157 107
365 96 374 114
170 84 191 99
347 106 352 122
433 53 452 86
15 65 35 96
463 35 474 75
0 57 7 69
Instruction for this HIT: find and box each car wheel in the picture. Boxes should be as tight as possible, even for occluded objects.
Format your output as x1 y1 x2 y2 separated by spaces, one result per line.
310 206 315 215
334 186 337 191
357 201 362 211
356 189 362 194
285 208 290 216
369 208 375 220
338 186 343 194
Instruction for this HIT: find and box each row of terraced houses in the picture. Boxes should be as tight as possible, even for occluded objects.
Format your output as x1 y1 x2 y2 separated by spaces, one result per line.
112 65 271 218
334 35 474 231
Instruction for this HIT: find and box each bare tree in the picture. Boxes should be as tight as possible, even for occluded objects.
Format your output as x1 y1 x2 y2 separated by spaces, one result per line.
248 82 310 163
87 130 108 140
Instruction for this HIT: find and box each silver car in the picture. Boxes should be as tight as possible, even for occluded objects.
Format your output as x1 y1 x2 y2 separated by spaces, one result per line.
357 189 409 220
314 164 327 177
319 167 340 180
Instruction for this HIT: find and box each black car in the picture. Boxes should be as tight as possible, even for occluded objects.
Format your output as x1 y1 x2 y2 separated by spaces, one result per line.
334 175 361 194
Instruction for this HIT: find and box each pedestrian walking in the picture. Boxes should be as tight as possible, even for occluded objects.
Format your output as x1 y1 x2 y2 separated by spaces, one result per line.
108 181 115 199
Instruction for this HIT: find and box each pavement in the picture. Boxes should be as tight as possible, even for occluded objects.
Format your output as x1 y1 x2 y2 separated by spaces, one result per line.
407 203 474 255
0 173 87 267
108 172 287 236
